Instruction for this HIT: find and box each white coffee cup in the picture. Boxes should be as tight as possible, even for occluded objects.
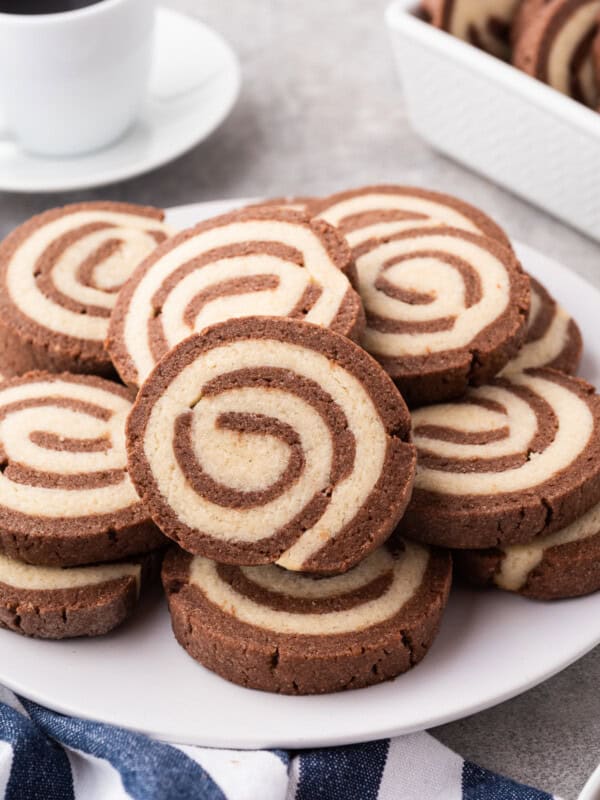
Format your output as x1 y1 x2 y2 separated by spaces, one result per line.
0 0 156 157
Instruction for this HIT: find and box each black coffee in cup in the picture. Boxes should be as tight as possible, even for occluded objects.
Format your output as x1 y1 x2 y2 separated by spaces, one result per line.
0 0 101 13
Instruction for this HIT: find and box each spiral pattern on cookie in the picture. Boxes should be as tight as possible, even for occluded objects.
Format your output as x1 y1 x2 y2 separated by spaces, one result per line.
422 0 521 58
0 202 171 377
186 540 429 635
162 540 452 693
127 317 416 574
0 372 164 566
309 185 512 250
513 0 600 106
342 226 528 403
400 368 600 548
108 208 364 389
501 277 582 375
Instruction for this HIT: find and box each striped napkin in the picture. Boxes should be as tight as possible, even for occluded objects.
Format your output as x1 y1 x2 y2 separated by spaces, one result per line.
0 686 558 800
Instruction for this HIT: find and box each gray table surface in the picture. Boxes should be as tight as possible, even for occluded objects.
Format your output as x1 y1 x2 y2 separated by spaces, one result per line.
0 1 598 797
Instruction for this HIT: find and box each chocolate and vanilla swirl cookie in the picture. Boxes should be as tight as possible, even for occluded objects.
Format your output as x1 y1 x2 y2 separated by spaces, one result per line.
500 277 582 375
421 0 522 59
0 202 171 379
0 372 164 567
455 498 600 600
0 550 160 639
325 224 529 406
108 207 364 389
400 368 600 549
127 317 416 574
513 0 600 106
309 185 512 251
163 539 451 694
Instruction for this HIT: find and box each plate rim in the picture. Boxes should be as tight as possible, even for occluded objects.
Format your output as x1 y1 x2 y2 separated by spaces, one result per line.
2 586 599 750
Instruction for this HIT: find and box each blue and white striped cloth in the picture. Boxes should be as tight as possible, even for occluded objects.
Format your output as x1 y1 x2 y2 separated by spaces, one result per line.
0 686 559 800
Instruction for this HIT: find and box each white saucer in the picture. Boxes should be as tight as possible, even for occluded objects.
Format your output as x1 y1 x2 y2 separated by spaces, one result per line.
0 198 599 750
0 9 240 194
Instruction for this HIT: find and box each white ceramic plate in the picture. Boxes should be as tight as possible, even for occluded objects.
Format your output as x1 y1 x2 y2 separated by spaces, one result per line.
580 764 600 800
1 198 599 749
0 9 240 193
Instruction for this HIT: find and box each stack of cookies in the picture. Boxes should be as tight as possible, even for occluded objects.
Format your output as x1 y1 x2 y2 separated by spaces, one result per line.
421 0 600 110
112 206 452 694
307 186 600 605
0 202 171 638
0 186 597 697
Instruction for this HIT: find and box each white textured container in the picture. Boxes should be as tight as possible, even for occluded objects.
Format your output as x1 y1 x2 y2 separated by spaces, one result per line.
385 0 600 242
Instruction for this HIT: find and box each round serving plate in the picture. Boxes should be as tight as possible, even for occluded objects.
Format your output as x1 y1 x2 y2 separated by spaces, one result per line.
0 198 598 748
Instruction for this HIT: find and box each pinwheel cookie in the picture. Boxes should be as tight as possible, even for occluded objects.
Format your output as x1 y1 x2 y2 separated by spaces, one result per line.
454 498 600 600
400 369 600 549
513 0 600 106
108 207 364 389
421 0 522 59
162 538 451 694
323 224 529 406
310 187 528 405
500 277 582 375
0 372 164 567
309 185 512 251
0 550 160 639
0 202 171 378
127 317 416 574
312 188 579 379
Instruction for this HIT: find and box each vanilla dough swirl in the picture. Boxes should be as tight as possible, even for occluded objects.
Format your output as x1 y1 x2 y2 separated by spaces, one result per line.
0 202 171 378
0 372 164 566
108 207 364 389
127 317 416 574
